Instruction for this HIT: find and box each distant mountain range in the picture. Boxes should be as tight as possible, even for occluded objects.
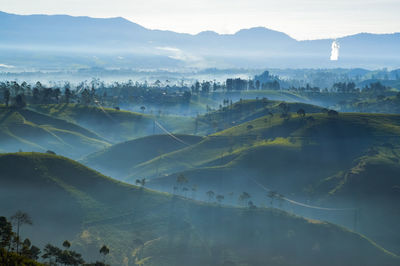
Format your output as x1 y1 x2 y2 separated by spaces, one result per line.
0 11 399 69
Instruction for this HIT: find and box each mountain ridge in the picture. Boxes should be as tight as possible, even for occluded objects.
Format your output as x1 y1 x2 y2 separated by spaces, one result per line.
1 10 399 69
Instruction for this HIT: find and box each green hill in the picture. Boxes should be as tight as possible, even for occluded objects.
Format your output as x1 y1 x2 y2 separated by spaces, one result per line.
82 134 203 179
31 104 196 142
127 112 400 181
315 145 400 254
1 152 398 266
196 98 326 134
0 106 109 158
113 112 400 254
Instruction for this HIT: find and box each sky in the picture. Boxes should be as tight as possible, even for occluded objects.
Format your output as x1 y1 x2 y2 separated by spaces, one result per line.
0 0 399 40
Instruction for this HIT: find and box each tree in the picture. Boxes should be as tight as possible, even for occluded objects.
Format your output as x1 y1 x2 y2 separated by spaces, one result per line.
239 192 251 207
21 238 41 261
206 190 215 202
297 108 306 117
135 179 146 187
99 245 110 263
10 211 32 254
267 191 278 207
140 106 146 113
32 87 40 104
191 185 198 199
0 216 13 250
64 87 72 104
15 94 26 109
278 102 290 118
248 201 256 209
59 249 85 265
182 187 189 197
42 243 62 265
176 174 188 194
63 240 71 249
3 89 10 107
216 195 224 205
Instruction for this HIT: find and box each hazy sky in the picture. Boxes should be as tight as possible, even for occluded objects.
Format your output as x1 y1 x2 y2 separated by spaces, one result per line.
1 0 399 40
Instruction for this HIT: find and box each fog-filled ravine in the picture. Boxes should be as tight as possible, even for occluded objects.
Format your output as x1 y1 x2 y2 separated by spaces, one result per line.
1 4 400 265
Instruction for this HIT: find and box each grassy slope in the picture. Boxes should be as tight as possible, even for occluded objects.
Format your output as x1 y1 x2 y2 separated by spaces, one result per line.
338 95 400 114
315 145 400 253
128 113 400 182
0 106 109 158
196 99 326 134
82 134 203 179
31 104 196 142
0 153 398 266
128 112 400 255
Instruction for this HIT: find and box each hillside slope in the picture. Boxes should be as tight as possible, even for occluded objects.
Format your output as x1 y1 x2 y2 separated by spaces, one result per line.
32 104 195 142
0 106 109 158
1 152 398 266
196 99 326 134
82 134 203 178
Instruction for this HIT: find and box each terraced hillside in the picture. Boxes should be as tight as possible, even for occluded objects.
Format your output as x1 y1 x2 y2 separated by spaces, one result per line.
0 106 109 158
1 153 398 266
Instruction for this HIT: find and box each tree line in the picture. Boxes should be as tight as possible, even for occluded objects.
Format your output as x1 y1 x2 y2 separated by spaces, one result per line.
0 211 110 266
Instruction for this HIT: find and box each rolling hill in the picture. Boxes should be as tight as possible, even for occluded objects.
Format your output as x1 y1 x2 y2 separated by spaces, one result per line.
31 104 195 143
80 99 327 179
96 111 400 255
82 134 203 178
196 98 326 134
0 105 109 158
0 152 398 266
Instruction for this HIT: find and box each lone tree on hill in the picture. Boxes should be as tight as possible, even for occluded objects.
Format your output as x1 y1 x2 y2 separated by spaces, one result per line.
206 190 215 202
216 195 225 205
100 245 110 263
10 211 32 254
297 108 306 117
239 192 251 207
267 191 278 207
176 174 188 194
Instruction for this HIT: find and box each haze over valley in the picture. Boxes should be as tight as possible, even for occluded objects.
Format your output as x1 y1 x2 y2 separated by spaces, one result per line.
1 2 400 266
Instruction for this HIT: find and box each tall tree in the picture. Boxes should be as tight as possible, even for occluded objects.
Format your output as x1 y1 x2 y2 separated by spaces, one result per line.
0 216 13 250
10 211 32 254
3 89 10 107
